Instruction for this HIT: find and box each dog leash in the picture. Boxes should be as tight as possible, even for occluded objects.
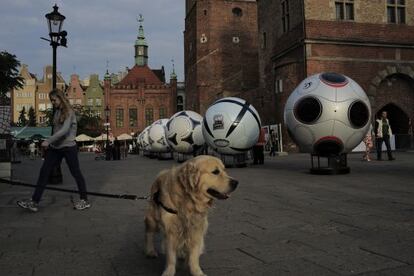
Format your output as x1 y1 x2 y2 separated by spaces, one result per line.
0 178 150 201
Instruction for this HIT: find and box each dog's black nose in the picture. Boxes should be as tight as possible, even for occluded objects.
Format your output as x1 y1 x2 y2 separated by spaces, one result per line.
230 179 238 190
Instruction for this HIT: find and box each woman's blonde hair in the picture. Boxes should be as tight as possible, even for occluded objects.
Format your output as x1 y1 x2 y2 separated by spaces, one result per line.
49 89 73 124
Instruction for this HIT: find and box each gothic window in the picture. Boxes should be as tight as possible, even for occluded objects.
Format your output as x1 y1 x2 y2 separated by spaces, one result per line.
116 108 124 128
129 107 138 127
335 0 354 21
274 79 283 94
281 0 290 33
95 98 102 107
232 7 242 17
177 96 184 112
387 0 405 24
159 107 166 119
145 107 154 126
262 32 267 49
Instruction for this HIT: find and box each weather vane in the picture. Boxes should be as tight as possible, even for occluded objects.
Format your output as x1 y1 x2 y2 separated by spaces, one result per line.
137 14 144 24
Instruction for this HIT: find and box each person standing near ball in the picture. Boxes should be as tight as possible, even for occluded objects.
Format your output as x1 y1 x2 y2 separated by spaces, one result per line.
375 111 395 161
17 90 90 212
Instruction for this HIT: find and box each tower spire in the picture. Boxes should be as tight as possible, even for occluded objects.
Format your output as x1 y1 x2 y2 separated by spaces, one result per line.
135 14 148 66
170 58 177 80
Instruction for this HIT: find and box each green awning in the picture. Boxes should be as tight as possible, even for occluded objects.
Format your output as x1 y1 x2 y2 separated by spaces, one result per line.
11 127 52 140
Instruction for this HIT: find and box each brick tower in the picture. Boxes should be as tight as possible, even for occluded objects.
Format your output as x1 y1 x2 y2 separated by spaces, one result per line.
184 0 259 114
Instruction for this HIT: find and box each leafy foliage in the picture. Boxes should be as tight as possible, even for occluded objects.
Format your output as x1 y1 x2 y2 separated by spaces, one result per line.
28 106 37 126
40 108 54 127
0 51 24 105
73 105 103 137
18 106 27 126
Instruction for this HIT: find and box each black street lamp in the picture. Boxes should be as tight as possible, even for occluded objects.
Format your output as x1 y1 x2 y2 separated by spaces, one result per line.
43 4 67 90
42 4 67 184
105 105 111 160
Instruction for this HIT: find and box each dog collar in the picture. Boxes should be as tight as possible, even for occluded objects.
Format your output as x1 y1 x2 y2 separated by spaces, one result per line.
153 191 178 214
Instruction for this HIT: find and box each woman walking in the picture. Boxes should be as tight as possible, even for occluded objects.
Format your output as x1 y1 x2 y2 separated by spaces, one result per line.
17 90 90 212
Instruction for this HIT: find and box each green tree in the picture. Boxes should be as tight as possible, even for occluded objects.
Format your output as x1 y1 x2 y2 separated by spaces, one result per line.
28 106 36 126
18 106 27 126
75 106 103 137
0 51 23 105
40 108 54 127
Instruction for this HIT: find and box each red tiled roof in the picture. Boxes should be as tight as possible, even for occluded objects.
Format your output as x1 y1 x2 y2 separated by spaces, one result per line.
118 65 163 86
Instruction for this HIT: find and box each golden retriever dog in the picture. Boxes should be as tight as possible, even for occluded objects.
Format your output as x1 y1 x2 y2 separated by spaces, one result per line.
144 155 238 276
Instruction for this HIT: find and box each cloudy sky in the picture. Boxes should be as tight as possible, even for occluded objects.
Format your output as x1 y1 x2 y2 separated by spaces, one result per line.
0 0 185 83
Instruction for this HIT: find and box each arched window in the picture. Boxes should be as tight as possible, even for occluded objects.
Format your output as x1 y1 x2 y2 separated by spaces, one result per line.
145 106 154 126
177 96 184 111
129 106 138 127
159 106 167 119
116 107 124 128
232 7 242 17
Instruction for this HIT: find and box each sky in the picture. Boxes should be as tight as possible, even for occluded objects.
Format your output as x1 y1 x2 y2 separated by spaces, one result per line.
0 0 185 83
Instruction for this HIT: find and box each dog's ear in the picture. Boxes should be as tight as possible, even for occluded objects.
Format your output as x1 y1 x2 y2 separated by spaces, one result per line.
179 160 200 191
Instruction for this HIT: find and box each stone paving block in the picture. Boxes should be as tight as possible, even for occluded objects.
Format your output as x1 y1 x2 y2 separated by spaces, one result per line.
304 246 405 275
202 248 264 274
226 258 340 276
357 264 414 276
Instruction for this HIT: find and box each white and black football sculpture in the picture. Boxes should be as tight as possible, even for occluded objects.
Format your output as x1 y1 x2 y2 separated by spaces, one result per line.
284 72 371 155
165 110 204 153
202 97 261 155
148 119 170 153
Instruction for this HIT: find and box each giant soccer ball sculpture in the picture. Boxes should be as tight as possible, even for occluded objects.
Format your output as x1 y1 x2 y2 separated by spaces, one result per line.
203 97 261 165
284 72 371 174
139 126 152 156
165 111 204 155
148 119 170 154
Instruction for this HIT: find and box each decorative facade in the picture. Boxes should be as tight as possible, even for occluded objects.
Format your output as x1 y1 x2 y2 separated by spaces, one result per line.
12 64 36 124
84 74 104 118
35 65 66 125
66 74 85 108
105 16 177 137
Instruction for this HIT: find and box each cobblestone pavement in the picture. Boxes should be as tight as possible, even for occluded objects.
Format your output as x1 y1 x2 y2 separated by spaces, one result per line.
1 152 414 276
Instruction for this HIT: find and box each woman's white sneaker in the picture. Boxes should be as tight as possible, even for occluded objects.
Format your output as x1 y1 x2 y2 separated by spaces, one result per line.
73 199 91 210
17 199 39 212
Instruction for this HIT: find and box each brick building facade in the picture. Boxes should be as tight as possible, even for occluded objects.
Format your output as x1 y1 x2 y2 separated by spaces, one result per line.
184 0 260 114
258 0 414 150
12 65 36 124
105 18 177 137
66 74 85 108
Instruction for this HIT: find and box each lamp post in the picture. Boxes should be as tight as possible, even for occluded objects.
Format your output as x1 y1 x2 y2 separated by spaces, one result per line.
105 105 111 160
43 4 67 90
42 4 67 184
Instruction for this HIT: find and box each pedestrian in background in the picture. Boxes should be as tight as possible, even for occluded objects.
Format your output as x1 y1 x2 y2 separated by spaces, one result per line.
269 130 277 157
362 124 373 161
17 90 90 212
375 111 395 161
29 141 36 160
253 128 266 164
113 137 121 160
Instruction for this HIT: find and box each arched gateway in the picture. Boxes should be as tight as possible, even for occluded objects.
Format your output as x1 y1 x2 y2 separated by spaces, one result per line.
368 67 414 149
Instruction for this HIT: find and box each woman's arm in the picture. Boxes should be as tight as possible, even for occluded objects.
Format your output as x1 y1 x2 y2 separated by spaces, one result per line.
46 111 74 146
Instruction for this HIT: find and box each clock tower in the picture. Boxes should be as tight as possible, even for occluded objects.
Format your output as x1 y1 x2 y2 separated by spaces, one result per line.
135 14 148 66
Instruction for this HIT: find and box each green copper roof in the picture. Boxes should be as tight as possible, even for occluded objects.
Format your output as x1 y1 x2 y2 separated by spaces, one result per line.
135 15 147 46
104 69 111 80
170 61 177 79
